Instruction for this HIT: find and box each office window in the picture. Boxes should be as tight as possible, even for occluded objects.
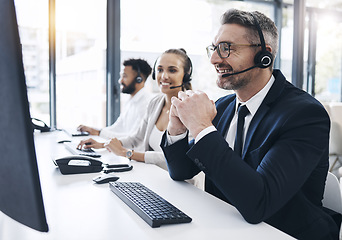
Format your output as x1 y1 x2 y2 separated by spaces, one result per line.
280 5 294 83
15 0 49 123
306 0 342 11
55 0 106 129
271 2 342 102
313 14 342 102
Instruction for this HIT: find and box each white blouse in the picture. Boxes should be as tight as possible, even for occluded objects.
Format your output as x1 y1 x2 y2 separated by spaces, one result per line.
148 125 164 152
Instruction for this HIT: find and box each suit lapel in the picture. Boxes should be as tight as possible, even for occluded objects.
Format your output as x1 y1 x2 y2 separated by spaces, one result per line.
242 70 286 158
242 104 269 158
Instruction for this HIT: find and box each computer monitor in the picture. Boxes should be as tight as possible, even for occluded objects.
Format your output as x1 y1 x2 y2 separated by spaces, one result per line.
0 0 48 232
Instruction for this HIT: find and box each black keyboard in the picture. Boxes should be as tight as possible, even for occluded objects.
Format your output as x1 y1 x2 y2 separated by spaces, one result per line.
64 142 101 158
63 128 90 137
109 182 192 228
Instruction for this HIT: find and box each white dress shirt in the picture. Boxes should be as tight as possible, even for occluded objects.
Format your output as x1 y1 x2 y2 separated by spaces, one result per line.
168 75 275 150
99 87 153 140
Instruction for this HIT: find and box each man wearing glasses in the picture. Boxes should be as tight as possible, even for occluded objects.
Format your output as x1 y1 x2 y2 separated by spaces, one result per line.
161 9 338 239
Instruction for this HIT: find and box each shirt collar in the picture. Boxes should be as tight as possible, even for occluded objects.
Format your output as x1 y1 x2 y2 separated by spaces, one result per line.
236 74 275 116
130 87 147 103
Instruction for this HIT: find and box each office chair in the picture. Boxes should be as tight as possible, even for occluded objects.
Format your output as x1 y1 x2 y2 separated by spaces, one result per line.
329 121 342 172
323 172 342 239
323 172 342 214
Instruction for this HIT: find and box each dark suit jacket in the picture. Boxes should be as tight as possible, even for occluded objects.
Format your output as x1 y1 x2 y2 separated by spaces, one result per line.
161 70 339 239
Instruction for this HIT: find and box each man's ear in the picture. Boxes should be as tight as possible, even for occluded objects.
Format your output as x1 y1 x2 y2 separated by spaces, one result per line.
266 45 272 54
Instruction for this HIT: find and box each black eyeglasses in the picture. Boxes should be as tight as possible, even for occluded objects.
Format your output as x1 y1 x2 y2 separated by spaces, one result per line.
206 42 261 59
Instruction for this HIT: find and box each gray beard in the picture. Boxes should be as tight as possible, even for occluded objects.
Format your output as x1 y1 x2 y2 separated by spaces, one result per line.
216 75 251 90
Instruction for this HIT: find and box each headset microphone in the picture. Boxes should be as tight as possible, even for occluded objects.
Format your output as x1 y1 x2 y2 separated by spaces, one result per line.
169 83 184 89
221 64 259 78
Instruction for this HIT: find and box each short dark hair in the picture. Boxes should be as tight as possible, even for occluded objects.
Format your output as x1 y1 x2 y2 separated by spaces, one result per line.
221 9 278 61
123 58 152 82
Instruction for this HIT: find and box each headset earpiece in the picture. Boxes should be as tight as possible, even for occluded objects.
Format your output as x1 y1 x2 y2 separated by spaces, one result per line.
251 13 273 69
182 73 191 83
135 64 143 83
182 57 193 84
135 75 143 83
254 50 273 68
152 59 157 80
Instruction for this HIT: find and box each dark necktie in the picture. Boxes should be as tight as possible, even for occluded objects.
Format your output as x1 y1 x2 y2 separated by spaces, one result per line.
234 104 249 156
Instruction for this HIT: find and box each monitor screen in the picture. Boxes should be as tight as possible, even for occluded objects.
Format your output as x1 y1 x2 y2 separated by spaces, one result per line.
0 0 48 232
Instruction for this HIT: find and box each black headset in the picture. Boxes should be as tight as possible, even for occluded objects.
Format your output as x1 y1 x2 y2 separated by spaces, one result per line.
251 13 273 68
151 56 193 85
135 64 143 83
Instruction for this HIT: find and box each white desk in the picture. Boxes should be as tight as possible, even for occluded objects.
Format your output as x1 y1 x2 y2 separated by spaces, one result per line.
0 131 294 240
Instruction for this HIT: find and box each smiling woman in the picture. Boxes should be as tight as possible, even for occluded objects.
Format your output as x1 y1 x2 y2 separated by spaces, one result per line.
101 48 193 171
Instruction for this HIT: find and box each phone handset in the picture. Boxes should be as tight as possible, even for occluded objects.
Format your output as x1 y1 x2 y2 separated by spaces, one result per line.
31 118 51 132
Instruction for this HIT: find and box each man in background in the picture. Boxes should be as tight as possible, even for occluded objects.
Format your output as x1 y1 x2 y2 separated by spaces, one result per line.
77 58 152 147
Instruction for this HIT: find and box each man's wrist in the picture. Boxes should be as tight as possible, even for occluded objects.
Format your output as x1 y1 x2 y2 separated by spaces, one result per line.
195 125 216 143
189 123 214 139
167 130 187 136
166 131 188 145
167 127 187 136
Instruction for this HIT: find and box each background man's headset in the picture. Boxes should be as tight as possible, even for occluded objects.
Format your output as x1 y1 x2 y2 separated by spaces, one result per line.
151 56 193 89
135 63 143 83
222 13 273 77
